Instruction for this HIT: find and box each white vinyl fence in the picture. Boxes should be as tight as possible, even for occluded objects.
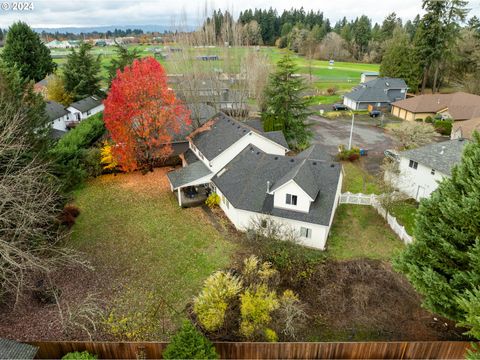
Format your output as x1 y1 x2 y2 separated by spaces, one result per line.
339 192 413 244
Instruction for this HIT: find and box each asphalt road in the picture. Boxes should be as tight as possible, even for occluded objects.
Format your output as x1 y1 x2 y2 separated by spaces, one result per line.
309 115 399 173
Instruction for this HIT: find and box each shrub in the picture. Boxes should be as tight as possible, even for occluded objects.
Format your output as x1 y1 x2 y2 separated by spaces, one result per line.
276 290 308 340
264 328 278 342
205 192 220 208
415 118 423 122
336 146 360 161
82 147 103 178
434 119 453 136
239 284 279 340
163 321 218 359
193 271 243 332
425 116 433 123
326 87 337 95
100 142 118 171
50 113 105 191
59 204 81 228
62 351 97 360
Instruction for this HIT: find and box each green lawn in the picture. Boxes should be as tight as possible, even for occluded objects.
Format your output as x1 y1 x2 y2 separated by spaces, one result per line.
327 205 404 260
70 169 236 337
389 200 418 235
342 162 381 194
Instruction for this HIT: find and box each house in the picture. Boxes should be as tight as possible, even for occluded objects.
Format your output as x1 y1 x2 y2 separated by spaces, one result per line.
343 77 408 110
67 95 104 123
360 72 379 84
46 100 71 138
451 117 480 140
166 113 342 249
45 40 78 49
388 139 467 200
391 92 480 121
34 76 53 97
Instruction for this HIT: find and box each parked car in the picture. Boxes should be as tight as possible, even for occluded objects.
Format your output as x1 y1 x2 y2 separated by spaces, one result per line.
369 110 382 117
332 103 347 111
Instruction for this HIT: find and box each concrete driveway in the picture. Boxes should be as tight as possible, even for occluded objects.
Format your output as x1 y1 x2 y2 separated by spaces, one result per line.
309 115 399 173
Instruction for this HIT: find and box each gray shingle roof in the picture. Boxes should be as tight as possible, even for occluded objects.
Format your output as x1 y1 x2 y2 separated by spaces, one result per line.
400 139 468 175
192 113 288 160
167 161 212 189
263 131 289 149
0 338 38 359
344 77 407 103
69 95 103 113
45 100 69 121
212 145 341 226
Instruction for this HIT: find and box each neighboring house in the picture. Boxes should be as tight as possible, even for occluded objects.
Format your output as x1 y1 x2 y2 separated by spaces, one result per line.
67 95 104 122
360 72 379 84
343 77 408 110
167 113 342 249
45 40 78 49
34 76 53 98
451 117 480 140
391 92 480 121
388 139 467 200
46 100 71 137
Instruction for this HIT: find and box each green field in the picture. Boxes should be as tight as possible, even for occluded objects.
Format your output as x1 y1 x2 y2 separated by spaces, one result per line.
48 45 379 101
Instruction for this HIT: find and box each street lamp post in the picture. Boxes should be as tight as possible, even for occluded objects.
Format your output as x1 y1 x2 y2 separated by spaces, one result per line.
348 111 355 150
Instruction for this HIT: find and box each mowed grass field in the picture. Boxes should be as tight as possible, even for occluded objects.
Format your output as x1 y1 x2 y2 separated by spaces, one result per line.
70 168 236 336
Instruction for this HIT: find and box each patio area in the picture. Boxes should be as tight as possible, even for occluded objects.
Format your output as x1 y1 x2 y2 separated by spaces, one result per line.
179 185 210 208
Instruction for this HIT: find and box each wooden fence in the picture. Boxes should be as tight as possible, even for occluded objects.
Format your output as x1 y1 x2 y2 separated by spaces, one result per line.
339 192 413 244
28 341 472 359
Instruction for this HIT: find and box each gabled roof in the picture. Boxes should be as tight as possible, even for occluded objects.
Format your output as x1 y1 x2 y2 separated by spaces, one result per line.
172 104 217 142
166 161 212 190
191 113 288 161
344 77 407 102
399 139 468 175
69 95 103 113
392 92 480 120
452 118 480 140
45 100 69 121
212 145 341 226
0 338 38 359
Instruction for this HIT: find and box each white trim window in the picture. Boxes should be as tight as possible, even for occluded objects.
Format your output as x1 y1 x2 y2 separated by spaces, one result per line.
286 194 298 205
300 227 312 238
409 160 418 170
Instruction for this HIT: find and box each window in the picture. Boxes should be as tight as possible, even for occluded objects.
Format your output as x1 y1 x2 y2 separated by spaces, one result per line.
286 194 298 205
409 160 418 170
431 169 436 175
300 227 312 238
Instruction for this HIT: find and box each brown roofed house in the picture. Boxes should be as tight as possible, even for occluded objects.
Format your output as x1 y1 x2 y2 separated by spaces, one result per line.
391 92 480 121
451 117 480 140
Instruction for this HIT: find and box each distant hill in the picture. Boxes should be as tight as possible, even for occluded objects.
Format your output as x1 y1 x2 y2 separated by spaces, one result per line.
33 24 196 34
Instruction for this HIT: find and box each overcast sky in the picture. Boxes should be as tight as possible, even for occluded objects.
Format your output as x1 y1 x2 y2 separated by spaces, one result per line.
1 0 480 29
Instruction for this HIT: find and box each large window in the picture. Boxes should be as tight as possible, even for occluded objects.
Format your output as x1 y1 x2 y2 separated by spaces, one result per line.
300 227 312 238
286 194 298 205
409 160 418 170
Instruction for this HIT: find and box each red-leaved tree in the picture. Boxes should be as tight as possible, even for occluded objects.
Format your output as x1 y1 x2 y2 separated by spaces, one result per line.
104 57 191 172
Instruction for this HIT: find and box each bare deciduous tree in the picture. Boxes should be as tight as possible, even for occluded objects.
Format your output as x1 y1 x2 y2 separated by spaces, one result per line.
0 100 89 304
391 122 436 150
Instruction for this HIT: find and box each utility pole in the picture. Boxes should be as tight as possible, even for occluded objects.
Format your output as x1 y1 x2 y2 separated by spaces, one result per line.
348 112 355 150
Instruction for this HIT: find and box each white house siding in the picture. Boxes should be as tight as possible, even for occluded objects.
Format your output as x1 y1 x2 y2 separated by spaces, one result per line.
343 97 357 110
51 114 71 131
191 131 287 173
328 171 343 228
271 180 312 213
67 104 104 121
392 157 447 200
216 187 329 249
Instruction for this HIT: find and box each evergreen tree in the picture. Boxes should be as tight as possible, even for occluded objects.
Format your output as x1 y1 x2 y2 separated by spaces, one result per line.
63 43 102 100
0 61 49 145
1 22 56 82
394 133 480 324
380 28 422 91
162 321 218 359
262 55 312 149
106 43 140 85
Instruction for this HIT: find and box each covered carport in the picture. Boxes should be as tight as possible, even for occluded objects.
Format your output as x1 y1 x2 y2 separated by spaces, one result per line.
166 161 213 207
